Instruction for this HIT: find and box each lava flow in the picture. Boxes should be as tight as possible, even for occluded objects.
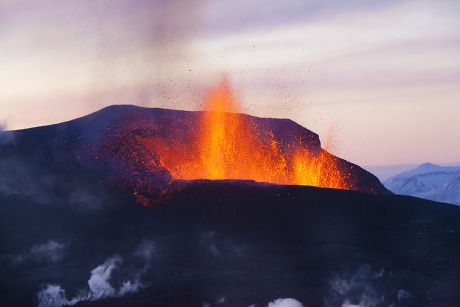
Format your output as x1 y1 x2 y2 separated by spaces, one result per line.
151 79 351 189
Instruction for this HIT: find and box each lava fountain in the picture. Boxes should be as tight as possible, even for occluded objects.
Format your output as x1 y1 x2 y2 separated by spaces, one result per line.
153 79 351 189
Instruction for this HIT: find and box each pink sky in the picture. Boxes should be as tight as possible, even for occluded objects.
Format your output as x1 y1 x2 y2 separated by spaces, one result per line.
1 0 459 166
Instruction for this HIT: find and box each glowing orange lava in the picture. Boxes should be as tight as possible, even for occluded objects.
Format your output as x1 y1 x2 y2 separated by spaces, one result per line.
153 79 351 189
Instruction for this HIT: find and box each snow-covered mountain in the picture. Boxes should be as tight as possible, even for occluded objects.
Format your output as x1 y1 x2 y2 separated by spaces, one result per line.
384 163 460 205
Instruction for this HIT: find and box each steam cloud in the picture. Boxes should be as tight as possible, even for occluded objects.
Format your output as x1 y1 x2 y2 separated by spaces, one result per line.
36 285 69 307
267 298 304 307
37 256 122 307
324 264 412 307
37 240 156 307
325 264 384 307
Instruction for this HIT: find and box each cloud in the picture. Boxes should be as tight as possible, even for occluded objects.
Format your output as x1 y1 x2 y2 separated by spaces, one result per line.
267 298 304 307
10 240 67 265
37 240 156 306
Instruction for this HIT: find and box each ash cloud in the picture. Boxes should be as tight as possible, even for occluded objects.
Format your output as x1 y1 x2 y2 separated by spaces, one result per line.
37 240 156 307
86 0 207 109
2 0 209 122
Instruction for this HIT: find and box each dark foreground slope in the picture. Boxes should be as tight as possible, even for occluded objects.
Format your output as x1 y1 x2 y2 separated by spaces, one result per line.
1 180 459 307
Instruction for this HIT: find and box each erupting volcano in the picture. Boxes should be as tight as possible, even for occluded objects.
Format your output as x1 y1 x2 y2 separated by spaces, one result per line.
4 1 460 305
151 79 349 189
0 80 389 207
60 79 388 206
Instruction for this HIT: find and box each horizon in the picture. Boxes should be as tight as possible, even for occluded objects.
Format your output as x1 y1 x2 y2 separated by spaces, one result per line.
1 0 459 166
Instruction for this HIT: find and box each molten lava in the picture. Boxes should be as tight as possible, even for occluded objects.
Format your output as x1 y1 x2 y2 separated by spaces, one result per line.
151 79 351 189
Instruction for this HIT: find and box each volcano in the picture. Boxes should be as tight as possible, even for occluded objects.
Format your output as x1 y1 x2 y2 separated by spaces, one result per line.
1 104 460 307
0 103 389 206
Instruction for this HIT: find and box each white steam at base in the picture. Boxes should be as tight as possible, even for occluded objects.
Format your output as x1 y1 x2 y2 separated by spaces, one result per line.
37 240 155 307
267 298 304 307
